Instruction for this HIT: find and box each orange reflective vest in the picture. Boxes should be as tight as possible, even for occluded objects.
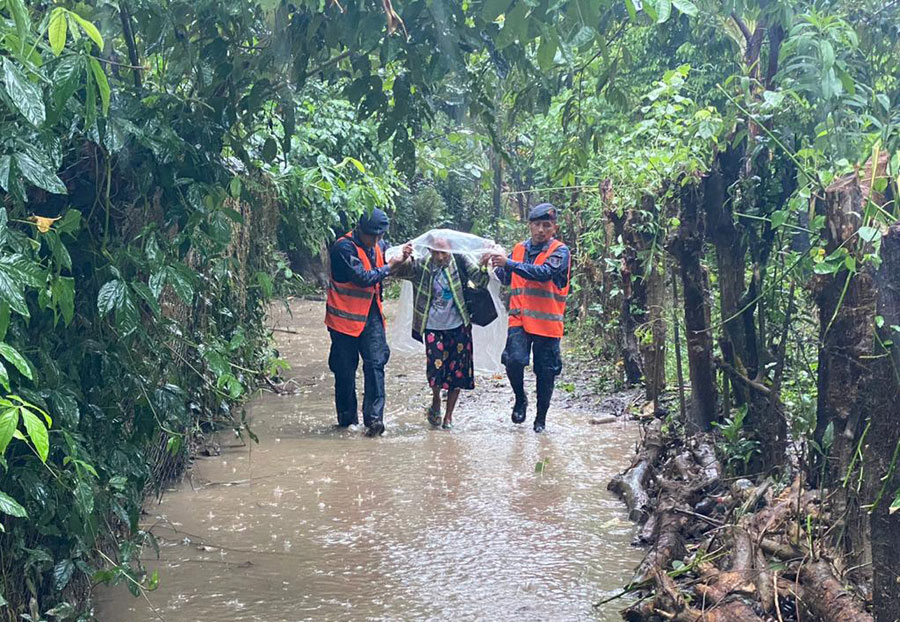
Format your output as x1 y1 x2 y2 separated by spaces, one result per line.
325 234 385 337
508 239 570 338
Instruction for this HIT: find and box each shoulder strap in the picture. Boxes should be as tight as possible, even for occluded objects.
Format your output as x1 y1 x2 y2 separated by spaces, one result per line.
453 253 469 286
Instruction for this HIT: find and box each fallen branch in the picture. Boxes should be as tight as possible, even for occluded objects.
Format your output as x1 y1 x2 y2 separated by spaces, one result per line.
590 415 618 425
691 440 722 487
609 421 663 522
798 561 873 622
632 489 688 584
272 327 302 335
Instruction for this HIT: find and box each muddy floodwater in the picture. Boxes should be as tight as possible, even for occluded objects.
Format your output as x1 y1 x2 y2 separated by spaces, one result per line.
96 300 643 622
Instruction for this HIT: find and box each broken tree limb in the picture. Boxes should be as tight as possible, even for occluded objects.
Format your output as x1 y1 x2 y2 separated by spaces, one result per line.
798 561 873 622
759 537 805 561
692 572 765 622
674 452 699 481
754 547 775 613
589 415 618 425
609 421 664 523
691 440 722 487
632 489 688 584
636 513 658 545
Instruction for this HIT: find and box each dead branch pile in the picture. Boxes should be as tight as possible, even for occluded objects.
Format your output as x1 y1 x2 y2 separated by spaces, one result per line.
606 420 873 622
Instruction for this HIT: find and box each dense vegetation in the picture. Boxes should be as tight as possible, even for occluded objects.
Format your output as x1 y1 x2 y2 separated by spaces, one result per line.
0 0 898 619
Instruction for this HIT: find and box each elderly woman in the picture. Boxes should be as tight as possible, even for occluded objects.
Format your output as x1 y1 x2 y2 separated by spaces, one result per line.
396 236 491 429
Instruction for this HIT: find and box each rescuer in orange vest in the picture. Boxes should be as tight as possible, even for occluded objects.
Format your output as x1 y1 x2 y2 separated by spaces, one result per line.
326 208 410 437
491 203 571 433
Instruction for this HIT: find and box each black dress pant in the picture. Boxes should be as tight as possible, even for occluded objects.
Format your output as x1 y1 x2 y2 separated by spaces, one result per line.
328 304 390 427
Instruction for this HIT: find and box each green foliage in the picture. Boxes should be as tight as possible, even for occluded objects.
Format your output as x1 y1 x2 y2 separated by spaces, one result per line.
712 406 761 477
0 0 301 616
0 0 894 615
392 184 448 243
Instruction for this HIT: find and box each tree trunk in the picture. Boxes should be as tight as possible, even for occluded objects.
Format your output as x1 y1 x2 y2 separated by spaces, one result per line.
642 259 667 403
608 204 646 385
865 222 900 622
668 183 717 433
491 146 502 220
707 152 786 472
812 153 890 570
706 157 757 399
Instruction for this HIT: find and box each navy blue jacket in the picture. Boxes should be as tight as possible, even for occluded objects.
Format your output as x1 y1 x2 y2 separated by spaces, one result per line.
495 238 570 290
329 232 391 288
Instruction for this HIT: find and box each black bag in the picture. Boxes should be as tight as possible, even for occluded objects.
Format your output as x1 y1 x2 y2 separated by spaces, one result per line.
454 255 498 327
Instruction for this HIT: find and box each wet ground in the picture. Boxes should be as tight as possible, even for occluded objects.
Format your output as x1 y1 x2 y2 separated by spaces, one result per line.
95 300 643 622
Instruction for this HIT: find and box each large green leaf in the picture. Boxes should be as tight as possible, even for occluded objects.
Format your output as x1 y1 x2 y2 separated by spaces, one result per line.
14 152 67 194
48 8 68 56
820 40 835 70
89 58 110 116
575 0 600 28
0 343 33 380
0 490 27 518
1 255 45 287
0 156 10 192
495 1 528 48
656 0 672 23
130 281 160 317
2 58 46 127
51 277 75 325
68 12 103 50
56 209 82 236
537 33 557 72
0 409 17 455
74 480 94 517
261 136 278 163
51 56 84 118
115 290 140 334
0 303 9 341
0 272 28 318
53 559 75 591
97 280 125 316
672 0 698 17
624 0 638 20
46 232 72 271
149 270 166 298
21 410 49 462
167 266 195 304
8 0 30 54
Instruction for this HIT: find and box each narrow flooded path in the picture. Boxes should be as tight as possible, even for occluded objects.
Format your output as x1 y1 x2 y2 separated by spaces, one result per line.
96 300 643 622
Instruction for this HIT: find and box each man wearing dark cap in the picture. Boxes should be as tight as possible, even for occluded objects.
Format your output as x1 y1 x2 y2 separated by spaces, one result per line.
326 208 410 436
491 203 571 433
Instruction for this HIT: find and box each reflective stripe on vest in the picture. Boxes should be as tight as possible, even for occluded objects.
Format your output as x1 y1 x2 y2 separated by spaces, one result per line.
508 239 569 338
325 234 384 337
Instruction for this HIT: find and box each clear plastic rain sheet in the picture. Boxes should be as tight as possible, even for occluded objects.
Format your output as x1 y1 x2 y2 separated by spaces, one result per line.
385 229 508 374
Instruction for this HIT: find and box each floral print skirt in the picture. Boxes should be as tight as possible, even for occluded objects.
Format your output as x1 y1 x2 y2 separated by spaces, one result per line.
425 324 475 391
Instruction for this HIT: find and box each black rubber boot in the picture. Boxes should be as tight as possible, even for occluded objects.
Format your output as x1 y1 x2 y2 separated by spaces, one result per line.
534 374 555 433
364 421 385 437
507 365 528 424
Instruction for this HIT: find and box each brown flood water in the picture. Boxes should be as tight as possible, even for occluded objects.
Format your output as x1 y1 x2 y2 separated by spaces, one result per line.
96 300 643 622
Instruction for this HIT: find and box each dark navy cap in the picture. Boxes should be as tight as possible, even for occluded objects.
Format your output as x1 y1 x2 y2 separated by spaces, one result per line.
357 208 390 235
528 203 558 221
